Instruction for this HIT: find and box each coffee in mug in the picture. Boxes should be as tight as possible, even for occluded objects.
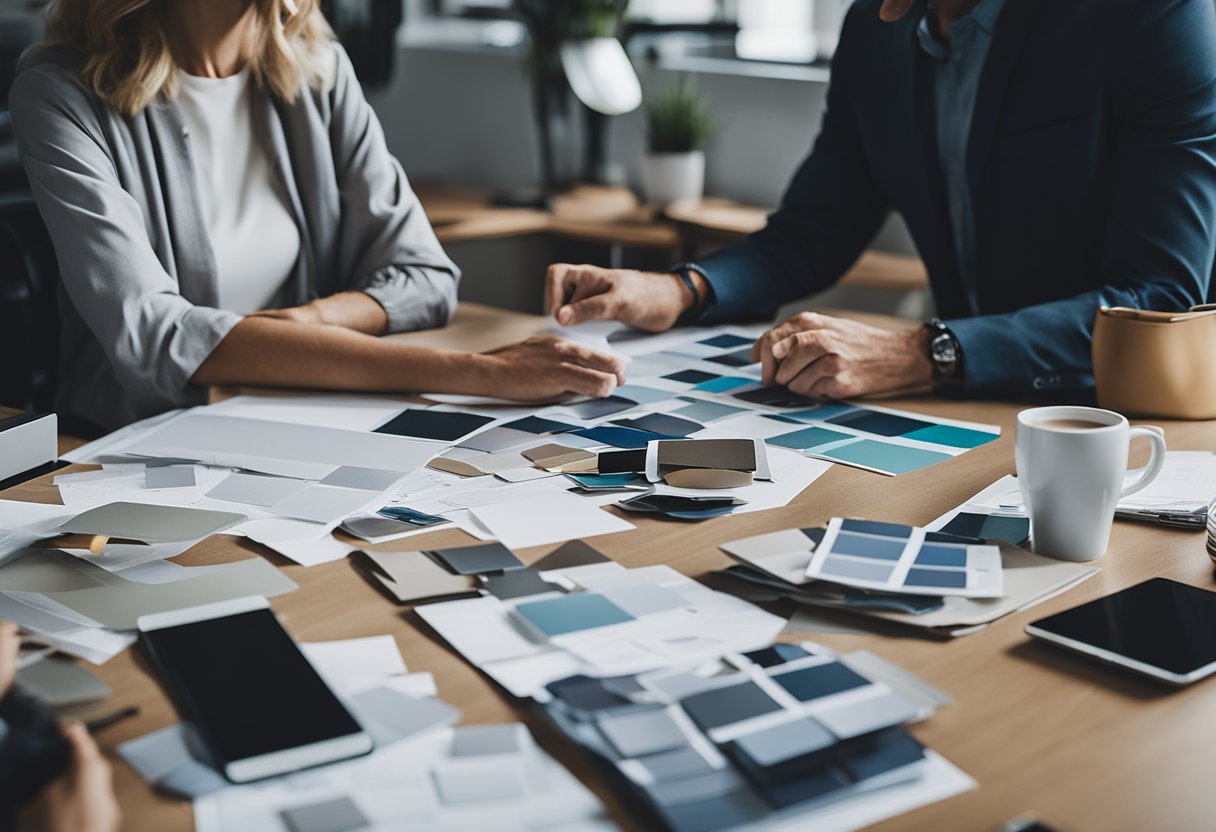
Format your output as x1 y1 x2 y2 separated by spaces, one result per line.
1015 406 1166 561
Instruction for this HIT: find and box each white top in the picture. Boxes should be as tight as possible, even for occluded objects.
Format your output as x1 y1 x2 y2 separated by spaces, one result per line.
176 67 300 314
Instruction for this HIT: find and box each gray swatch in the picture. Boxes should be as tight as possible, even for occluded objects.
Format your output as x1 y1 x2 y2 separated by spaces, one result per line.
637 746 716 782
319 466 403 492
647 767 748 807
819 557 895 583
597 709 689 758
680 682 783 731
145 465 196 489
733 717 834 767
481 569 555 600
57 502 247 544
814 691 919 740
350 688 459 746
672 399 748 423
157 759 229 799
530 540 609 571
281 796 369 832
206 472 308 507
602 584 688 618
428 542 524 575
458 427 538 454
451 724 522 757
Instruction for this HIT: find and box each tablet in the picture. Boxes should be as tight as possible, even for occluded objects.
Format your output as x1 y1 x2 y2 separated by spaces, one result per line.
139 597 373 782
1025 578 1216 686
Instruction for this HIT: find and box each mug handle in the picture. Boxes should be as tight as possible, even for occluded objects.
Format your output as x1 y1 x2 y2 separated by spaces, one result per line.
1120 426 1167 498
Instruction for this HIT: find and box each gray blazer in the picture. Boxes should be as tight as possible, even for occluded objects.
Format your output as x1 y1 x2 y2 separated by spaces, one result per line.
10 43 460 435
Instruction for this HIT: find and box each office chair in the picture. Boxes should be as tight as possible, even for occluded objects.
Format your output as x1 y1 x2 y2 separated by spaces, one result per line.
0 190 59 412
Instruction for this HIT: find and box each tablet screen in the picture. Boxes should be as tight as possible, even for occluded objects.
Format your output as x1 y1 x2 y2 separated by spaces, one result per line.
1030 579 1216 675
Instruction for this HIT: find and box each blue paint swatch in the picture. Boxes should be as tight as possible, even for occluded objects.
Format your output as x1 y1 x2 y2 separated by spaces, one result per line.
515 593 634 637
663 369 720 384
574 425 672 449
831 532 906 561
694 376 753 393
914 543 968 568
767 426 854 451
699 333 754 349
904 423 998 449
819 440 952 475
839 519 913 538
613 412 703 437
903 568 967 589
770 661 871 702
783 403 861 423
505 415 579 435
826 409 934 437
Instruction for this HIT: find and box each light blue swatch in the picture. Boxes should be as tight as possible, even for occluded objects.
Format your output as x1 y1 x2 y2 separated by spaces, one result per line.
819 439 952 475
615 385 674 406
767 426 854 451
515 593 635 637
693 376 753 393
903 424 998 449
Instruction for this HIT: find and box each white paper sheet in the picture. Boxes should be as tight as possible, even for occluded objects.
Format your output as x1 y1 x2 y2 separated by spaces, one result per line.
471 492 636 550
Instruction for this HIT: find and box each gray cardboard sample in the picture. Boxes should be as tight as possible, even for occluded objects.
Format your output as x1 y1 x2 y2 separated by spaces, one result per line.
41 558 296 630
57 502 246 544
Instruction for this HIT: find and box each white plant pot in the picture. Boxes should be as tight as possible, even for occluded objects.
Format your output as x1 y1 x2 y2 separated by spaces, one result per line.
643 151 705 206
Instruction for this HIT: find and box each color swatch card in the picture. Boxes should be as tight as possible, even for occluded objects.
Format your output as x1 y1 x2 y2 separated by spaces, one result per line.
807 519 1003 598
540 641 974 832
416 560 785 698
761 403 1000 477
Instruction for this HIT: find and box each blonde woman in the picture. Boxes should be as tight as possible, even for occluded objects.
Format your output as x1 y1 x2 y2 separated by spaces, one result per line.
11 0 624 435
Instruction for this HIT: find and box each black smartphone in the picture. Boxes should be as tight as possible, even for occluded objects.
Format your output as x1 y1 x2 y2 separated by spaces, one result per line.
139 597 372 782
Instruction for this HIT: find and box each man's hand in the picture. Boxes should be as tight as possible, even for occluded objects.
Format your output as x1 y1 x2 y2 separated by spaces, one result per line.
475 336 626 401
751 312 934 399
21 721 120 832
545 264 699 332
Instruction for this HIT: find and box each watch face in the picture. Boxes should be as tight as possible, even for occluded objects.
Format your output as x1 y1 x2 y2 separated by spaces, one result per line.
931 332 957 364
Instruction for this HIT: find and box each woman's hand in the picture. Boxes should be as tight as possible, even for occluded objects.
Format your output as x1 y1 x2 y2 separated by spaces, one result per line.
248 292 389 335
475 336 626 401
20 721 121 832
0 620 17 696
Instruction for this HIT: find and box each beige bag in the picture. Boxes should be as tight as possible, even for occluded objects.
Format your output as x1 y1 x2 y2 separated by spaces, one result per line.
1092 305 1216 420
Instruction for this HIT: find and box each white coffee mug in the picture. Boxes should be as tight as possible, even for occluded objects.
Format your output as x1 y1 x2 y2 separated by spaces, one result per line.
1015 405 1166 561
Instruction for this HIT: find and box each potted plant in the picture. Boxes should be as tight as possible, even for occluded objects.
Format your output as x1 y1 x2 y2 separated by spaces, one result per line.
643 77 716 205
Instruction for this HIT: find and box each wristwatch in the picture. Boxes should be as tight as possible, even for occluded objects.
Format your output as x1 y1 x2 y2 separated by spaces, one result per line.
925 318 963 387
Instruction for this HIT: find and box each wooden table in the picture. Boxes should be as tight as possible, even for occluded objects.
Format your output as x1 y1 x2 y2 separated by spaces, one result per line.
8 305 1216 832
416 184 928 294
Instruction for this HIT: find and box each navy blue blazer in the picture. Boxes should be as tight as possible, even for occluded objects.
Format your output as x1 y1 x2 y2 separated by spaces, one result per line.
693 0 1216 398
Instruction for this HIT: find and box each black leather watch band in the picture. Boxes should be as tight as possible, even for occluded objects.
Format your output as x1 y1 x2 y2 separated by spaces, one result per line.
925 318 963 387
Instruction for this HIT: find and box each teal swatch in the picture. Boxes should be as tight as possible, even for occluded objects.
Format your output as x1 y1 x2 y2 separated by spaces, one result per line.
767 426 854 451
693 376 752 393
904 424 998 449
820 439 952 475
515 593 634 637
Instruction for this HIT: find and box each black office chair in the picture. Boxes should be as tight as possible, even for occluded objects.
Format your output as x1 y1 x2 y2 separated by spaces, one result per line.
0 189 59 412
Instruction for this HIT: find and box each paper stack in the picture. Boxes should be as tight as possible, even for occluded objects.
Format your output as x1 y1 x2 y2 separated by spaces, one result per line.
718 497 1098 638
415 541 787 698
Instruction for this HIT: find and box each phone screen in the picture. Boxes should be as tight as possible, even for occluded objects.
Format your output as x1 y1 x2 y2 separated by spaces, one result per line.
142 608 366 773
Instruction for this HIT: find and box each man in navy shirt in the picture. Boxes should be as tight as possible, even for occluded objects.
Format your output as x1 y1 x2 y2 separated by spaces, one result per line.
545 0 1216 401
